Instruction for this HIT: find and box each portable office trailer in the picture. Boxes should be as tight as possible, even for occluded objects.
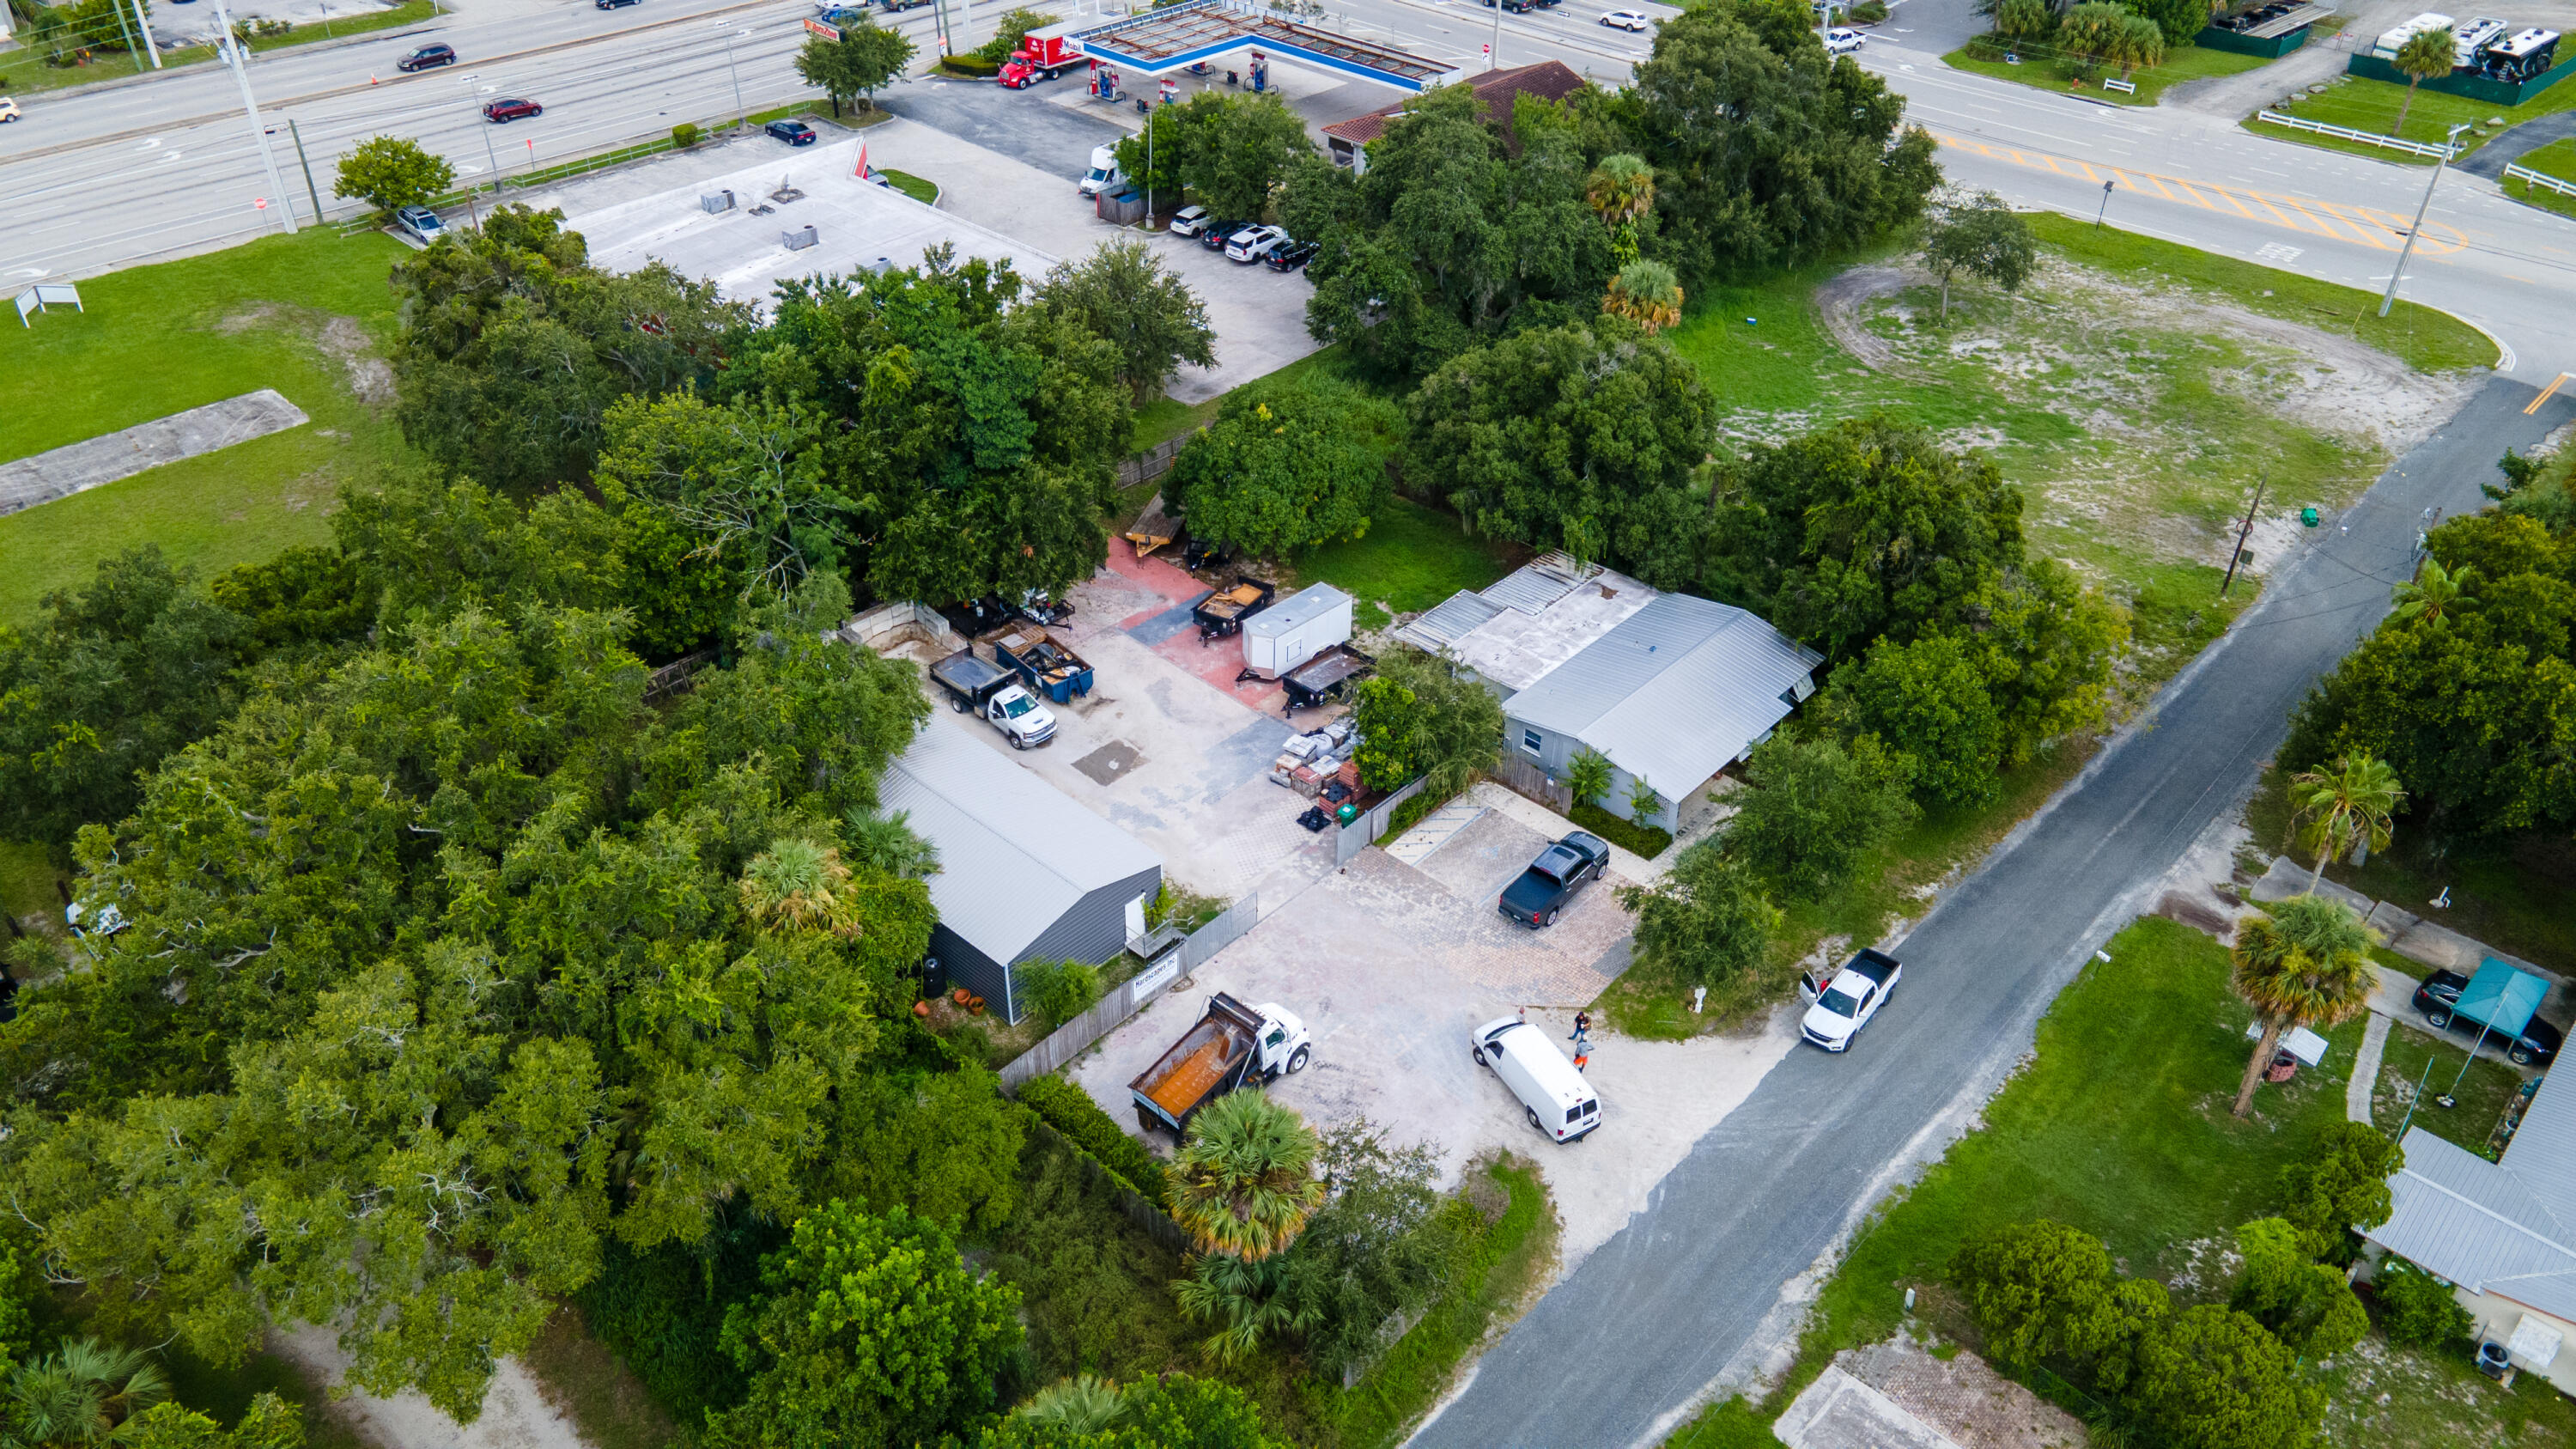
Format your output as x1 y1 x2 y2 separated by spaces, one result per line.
1239 583 1354 679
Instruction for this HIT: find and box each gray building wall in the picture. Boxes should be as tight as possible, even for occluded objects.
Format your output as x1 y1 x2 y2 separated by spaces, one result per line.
936 863 1162 1026
1502 713 1687 832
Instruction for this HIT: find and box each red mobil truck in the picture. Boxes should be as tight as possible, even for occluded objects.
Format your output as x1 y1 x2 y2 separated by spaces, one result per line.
1000 23 1084 87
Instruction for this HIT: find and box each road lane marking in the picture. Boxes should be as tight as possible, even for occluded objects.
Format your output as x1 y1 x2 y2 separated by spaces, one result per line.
1932 131 2470 256
2527 374 2571 415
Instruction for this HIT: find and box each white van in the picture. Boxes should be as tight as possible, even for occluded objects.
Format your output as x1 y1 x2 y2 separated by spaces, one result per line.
1472 1016 1601 1143
1078 143 1124 198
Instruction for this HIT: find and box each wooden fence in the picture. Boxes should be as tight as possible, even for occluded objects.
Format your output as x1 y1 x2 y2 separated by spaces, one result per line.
997 890 1260 1089
1116 434 1195 489
1027 1118 1192 1254
1485 753 1572 814
642 648 719 703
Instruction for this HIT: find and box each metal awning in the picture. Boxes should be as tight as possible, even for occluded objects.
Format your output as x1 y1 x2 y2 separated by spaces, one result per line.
2461 957 2549 1038
2244 1022 2332 1066
1071 0 1463 90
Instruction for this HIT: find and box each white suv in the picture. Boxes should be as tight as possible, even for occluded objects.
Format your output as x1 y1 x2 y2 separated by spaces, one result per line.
1601 9 1651 29
1224 224 1289 262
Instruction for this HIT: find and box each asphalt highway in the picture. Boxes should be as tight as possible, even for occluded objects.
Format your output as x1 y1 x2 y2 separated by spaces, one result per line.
1413 371 2576 1448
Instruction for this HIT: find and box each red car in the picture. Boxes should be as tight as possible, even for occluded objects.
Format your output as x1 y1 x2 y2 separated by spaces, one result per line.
483 98 543 122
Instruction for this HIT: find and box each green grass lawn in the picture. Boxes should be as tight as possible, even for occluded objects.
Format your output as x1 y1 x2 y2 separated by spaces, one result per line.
878 167 937 205
0 1 437 98
1290 496 1521 633
1942 40 2270 107
2366 1014 2530 1160
2502 137 2576 218
0 226 412 625
2249 70 2576 165
1670 915 2576 1449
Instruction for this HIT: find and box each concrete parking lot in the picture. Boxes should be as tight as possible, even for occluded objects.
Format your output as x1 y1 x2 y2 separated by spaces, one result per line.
1070 800 1802 1271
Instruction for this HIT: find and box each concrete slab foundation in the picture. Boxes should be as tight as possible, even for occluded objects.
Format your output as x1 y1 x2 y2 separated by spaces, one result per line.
0 388 307 516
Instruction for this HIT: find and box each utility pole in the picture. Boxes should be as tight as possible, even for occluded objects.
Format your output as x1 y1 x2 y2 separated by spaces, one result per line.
286 119 325 225
2380 123 2470 318
209 0 298 233
106 0 144 74
1489 0 1501 71
723 27 750 131
127 0 162 68
2221 472 2265 598
482 119 504 195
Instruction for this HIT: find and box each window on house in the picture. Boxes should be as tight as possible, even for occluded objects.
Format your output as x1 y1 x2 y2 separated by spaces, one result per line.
1522 728 1542 756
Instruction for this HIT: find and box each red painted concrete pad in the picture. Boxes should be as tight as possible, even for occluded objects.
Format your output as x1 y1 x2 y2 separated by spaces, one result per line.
1103 539 1206 628
1151 624 1285 712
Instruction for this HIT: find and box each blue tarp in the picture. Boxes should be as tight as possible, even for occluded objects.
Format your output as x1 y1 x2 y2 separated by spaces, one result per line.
2458 957 2548 1038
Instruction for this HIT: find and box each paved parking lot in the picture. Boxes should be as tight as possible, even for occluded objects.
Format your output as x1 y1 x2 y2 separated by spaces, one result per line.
1070 803 1801 1271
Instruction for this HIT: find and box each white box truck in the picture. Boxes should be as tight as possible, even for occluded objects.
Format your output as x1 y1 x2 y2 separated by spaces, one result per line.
1238 583 1354 681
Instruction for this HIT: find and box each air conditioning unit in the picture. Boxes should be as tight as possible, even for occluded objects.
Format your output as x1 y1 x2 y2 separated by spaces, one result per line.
783 225 819 251
700 190 735 214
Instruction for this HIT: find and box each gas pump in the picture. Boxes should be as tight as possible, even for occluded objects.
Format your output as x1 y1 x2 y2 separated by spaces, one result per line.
1158 76 1177 105
1249 51 1268 91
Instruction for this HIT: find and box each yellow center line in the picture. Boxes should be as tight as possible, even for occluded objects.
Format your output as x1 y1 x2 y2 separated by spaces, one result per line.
1931 131 2470 255
2527 374 2571 415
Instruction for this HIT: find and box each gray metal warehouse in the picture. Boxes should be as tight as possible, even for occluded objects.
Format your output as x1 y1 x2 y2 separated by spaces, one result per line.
882 723 1163 1025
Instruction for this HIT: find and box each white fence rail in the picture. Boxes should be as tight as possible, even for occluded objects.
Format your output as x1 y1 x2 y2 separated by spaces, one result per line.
2507 162 2576 198
2254 110 2461 159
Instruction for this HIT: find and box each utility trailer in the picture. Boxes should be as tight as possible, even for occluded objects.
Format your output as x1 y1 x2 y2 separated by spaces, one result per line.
1129 992 1311 1137
1277 643 1374 716
1194 578 1276 643
986 624 1095 705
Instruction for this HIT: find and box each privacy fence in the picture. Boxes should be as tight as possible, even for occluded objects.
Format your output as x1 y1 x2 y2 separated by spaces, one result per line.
997 890 1261 1089
1336 776 1430 864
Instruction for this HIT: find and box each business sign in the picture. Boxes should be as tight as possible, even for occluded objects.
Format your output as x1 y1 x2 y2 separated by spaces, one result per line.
803 16 842 40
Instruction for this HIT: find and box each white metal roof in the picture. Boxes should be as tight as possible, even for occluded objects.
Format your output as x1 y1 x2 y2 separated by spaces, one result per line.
1245 582 1351 639
1393 559 1656 692
2370 1070 2576 1324
1503 593 1822 795
880 724 1161 965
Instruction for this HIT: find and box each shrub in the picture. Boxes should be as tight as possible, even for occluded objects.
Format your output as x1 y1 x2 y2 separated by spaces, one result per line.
1725 735 1916 898
943 55 1000 76
1570 801 1672 859
1019 958 1103 1029
1018 1075 1168 1201
1851 0 1887 21
672 122 702 148
2375 1258 2474 1351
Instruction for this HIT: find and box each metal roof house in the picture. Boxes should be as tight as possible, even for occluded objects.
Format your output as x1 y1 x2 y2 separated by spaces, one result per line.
1397 555 1823 832
2366 1038 2576 1393
882 723 1163 1025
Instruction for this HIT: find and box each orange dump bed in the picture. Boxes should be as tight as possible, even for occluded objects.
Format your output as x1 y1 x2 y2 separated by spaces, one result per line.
1145 1036 1239 1117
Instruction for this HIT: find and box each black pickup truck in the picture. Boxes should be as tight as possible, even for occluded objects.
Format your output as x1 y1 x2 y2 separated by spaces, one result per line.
1498 831 1612 928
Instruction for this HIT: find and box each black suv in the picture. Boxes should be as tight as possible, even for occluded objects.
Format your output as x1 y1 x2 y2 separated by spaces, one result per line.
2414 969 2563 1065
1498 832 1611 928
396 42 457 70
1197 220 1247 252
766 119 818 146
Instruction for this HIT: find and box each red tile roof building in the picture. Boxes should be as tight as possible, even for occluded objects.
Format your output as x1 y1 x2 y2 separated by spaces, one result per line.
1321 59 1591 169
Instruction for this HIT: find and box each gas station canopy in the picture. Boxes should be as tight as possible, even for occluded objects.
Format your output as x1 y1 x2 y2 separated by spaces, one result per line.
1071 0 1465 90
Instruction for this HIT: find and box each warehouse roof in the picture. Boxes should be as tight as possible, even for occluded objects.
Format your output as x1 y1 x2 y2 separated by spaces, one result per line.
2372 1068 2576 1324
1504 593 1823 795
882 724 1161 965
1394 553 1656 693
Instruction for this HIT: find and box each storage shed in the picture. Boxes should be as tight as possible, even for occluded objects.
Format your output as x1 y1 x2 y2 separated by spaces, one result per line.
882 723 1163 1024
1242 583 1354 679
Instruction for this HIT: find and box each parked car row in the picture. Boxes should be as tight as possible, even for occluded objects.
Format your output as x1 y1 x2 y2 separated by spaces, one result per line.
1167 207 1315 270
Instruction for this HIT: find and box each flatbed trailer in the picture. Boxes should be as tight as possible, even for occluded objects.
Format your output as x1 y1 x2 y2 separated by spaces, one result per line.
1194 578 1275 643
1277 643 1374 715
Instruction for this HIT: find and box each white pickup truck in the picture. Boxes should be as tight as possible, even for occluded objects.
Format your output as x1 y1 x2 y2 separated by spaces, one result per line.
930 648 1057 749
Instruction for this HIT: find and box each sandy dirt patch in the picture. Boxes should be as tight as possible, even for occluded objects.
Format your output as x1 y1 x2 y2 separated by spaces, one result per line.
1838 1330 2089 1449
269 1327 591 1449
216 303 397 406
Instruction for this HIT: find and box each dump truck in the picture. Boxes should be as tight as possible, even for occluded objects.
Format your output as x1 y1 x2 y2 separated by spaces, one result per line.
986 624 1095 705
930 648 1058 749
1194 578 1275 643
1130 992 1311 1136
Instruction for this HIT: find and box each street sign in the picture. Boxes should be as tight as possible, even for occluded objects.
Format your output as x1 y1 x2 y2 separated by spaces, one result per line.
804 15 842 40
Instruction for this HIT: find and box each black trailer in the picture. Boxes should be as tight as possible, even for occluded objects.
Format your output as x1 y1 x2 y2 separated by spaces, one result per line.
1194 578 1275 642
1278 643 1374 715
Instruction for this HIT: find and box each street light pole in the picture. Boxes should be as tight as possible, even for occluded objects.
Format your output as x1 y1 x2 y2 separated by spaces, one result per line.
2379 123 2471 318
1489 0 1501 71
482 119 504 195
207 0 297 233
126 0 162 68
724 27 750 131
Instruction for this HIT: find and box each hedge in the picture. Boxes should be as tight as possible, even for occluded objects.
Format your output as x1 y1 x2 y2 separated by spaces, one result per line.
1571 801 1674 859
1017 1074 1169 1202
941 55 1000 76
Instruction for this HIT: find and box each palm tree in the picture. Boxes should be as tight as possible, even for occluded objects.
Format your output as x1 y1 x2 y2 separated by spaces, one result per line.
1584 154 1655 226
1602 261 1684 333
2391 27 2456 136
2110 12 2165 80
843 808 941 880
3 1337 172 1446
1174 1251 1313 1365
738 837 858 935
1165 1090 1325 1262
2390 557 2476 624
2230 896 2378 1117
1565 748 1614 812
2287 752 2405 886
1015 1374 1126 1432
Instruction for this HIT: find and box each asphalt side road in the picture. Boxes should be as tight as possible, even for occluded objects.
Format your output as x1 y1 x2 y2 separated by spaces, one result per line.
1408 373 2576 1449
